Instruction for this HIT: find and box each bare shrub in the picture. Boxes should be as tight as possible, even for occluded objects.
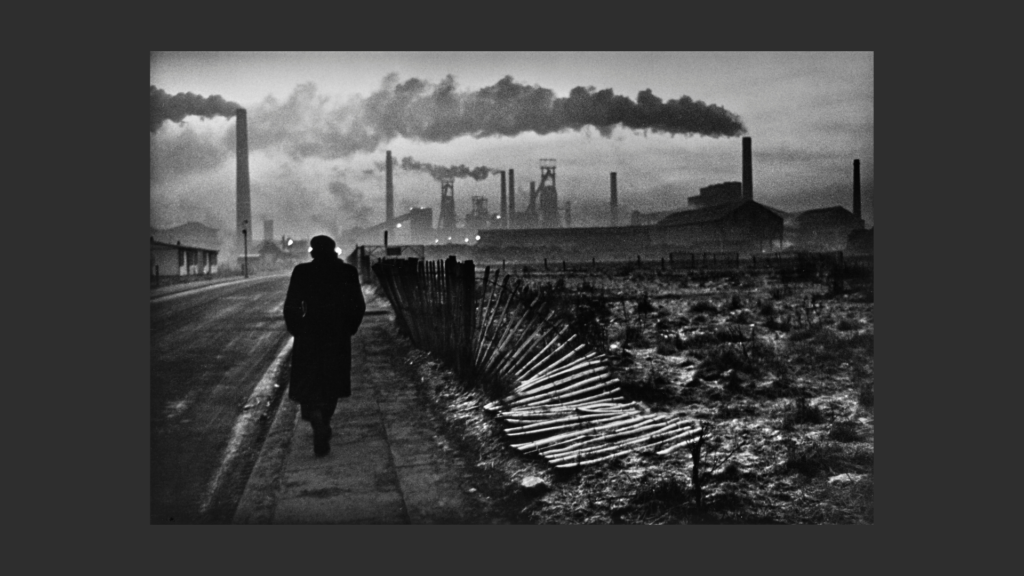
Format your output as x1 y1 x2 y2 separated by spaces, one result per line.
621 366 675 404
656 337 681 356
836 318 858 331
858 380 874 409
784 440 873 478
689 300 718 314
636 292 656 315
730 310 755 325
679 331 721 350
780 396 826 429
828 420 862 442
699 338 783 378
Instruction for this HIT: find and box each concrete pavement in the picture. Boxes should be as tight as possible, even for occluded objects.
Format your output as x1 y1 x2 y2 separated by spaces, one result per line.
150 273 289 301
232 290 487 524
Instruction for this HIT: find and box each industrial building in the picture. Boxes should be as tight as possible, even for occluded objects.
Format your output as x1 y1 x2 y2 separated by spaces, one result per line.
478 199 783 254
688 182 743 208
151 238 219 278
221 113 869 261
784 159 866 251
788 206 865 250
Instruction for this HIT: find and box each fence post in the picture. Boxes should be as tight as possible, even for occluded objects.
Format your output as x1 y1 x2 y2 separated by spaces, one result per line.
690 433 705 511
463 259 476 380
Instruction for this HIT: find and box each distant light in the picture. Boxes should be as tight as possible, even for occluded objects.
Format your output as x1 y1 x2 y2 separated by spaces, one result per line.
435 239 439 243
475 235 481 241
496 215 501 219
464 238 469 243
396 223 402 228
335 247 342 255
308 246 313 253
287 239 293 246
448 237 452 241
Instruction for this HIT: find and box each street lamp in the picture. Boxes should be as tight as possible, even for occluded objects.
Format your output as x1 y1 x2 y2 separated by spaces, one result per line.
242 220 248 279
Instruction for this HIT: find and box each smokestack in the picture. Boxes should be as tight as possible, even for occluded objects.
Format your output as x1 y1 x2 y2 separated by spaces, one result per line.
742 136 753 201
853 159 862 220
264 219 274 242
610 172 618 227
508 169 515 228
385 150 394 223
236 109 251 254
500 171 507 228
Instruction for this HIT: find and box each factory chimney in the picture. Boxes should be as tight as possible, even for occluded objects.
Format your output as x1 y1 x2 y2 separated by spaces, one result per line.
742 136 753 201
236 109 251 255
508 169 516 228
263 219 274 243
853 159 861 220
385 150 394 223
610 172 618 227
500 171 507 228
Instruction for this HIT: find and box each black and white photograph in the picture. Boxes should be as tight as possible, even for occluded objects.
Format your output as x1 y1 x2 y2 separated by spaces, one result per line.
150 51 874 524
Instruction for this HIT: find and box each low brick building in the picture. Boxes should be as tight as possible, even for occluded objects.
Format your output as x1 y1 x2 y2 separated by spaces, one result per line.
150 238 219 278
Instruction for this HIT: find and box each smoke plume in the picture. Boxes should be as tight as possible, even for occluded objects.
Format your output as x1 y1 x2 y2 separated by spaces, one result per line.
398 156 497 181
151 85 241 133
237 75 745 159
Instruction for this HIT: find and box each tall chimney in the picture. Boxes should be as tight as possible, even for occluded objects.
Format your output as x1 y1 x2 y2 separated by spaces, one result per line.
742 136 753 201
508 169 516 228
385 150 394 223
499 171 507 227
610 172 618 226
263 219 274 242
236 109 251 254
853 159 862 220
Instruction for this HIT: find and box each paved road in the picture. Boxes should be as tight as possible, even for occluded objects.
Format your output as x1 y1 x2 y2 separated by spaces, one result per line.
150 275 291 524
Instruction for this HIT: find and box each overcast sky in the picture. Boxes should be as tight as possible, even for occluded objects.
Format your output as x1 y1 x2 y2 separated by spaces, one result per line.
151 51 873 244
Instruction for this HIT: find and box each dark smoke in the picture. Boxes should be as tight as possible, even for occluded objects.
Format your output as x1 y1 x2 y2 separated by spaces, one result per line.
398 156 496 181
151 85 241 133
242 75 745 159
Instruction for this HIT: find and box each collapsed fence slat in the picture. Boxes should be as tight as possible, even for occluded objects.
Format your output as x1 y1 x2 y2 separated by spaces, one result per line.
509 375 618 407
478 295 544 380
474 276 521 372
489 310 562 381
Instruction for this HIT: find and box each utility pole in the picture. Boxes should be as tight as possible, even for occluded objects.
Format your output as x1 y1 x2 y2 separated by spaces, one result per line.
242 220 248 279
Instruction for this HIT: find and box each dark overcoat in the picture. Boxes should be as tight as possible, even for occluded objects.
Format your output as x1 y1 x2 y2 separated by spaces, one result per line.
283 256 366 405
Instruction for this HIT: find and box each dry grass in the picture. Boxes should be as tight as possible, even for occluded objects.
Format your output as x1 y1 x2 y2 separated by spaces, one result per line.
396 263 874 524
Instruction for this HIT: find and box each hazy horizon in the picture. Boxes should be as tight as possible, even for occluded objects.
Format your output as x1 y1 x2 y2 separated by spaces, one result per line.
151 51 873 247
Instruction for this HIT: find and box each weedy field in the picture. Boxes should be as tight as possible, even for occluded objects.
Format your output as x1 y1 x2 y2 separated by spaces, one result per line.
403 258 874 524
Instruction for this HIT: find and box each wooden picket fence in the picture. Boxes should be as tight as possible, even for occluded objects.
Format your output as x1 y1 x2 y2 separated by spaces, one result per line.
372 255 707 470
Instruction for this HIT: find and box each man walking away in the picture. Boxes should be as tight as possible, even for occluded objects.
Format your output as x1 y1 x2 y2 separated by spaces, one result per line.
283 235 366 456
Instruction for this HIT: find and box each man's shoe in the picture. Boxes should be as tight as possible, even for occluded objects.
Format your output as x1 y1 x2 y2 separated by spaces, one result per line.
313 432 330 456
309 410 330 456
